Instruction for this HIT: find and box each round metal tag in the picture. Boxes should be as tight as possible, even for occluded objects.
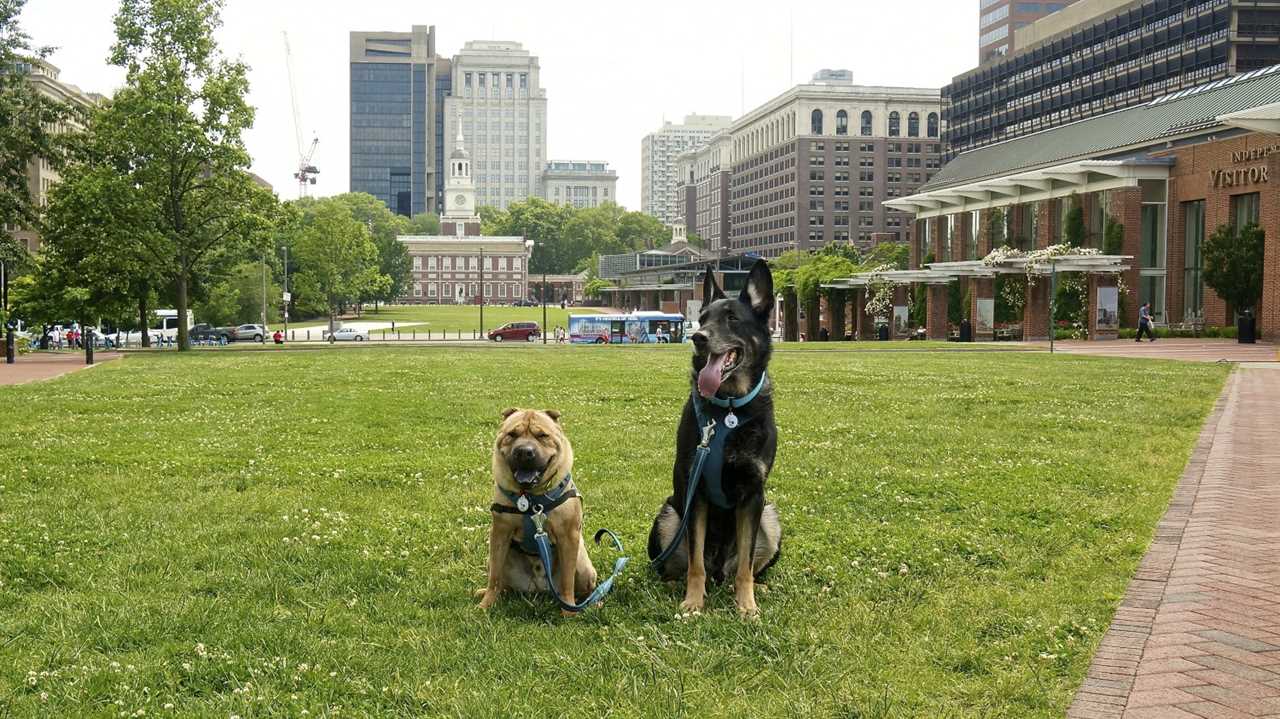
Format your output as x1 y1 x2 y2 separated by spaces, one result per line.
724 412 739 429
516 495 530 512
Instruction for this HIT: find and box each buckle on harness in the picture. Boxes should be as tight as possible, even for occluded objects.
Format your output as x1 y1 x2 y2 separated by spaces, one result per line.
530 505 547 535
699 420 716 448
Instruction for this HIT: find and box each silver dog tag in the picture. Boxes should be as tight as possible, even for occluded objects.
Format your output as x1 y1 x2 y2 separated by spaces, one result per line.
517 495 530 512
724 412 739 429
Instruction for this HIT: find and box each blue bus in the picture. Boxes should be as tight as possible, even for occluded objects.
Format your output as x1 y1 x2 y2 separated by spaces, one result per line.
569 312 686 344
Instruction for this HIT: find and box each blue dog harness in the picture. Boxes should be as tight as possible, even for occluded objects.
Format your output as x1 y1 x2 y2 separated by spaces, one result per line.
651 372 768 567
491 473 629 612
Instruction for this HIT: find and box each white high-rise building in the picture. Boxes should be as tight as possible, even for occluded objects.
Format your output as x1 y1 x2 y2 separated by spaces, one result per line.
442 41 547 211
640 113 732 225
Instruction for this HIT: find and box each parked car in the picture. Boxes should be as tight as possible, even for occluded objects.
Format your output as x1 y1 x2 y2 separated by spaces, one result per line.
488 321 540 342
512 299 538 307
325 326 368 342
230 324 266 342
190 323 231 342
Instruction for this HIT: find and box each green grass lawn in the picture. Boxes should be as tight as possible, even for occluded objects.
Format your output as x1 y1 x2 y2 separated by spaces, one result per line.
0 346 1227 717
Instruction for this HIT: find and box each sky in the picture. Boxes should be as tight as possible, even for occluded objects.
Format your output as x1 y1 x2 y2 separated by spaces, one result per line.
19 0 977 212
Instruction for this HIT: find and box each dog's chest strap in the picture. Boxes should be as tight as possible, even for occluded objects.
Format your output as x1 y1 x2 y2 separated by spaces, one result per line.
691 394 756 511
492 474 577 555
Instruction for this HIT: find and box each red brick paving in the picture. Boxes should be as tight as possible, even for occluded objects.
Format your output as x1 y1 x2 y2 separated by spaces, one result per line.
1044 339 1279 364
1069 367 1280 718
0 351 120 385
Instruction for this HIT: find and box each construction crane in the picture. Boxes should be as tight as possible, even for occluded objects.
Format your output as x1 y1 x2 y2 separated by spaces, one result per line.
283 31 318 198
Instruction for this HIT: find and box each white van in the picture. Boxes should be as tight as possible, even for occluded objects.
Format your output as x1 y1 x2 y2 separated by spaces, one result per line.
121 309 194 345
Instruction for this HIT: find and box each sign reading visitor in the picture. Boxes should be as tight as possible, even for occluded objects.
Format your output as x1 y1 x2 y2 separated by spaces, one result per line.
1209 143 1279 189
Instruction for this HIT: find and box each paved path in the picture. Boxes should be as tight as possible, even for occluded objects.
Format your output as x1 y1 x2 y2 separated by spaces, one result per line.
1046 339 1278 363
0 352 120 386
1070 365 1280 718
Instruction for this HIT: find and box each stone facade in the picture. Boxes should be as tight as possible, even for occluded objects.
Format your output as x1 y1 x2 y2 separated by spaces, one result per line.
641 114 732 226
542 160 617 209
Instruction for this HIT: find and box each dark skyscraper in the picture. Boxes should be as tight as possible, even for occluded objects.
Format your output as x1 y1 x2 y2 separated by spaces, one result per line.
349 25 440 217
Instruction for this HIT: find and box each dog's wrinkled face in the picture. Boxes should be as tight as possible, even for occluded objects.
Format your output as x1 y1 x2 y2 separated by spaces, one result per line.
494 408 572 491
691 260 774 399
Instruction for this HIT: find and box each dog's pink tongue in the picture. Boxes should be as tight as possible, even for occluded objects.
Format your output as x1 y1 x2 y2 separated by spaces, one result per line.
697 353 726 398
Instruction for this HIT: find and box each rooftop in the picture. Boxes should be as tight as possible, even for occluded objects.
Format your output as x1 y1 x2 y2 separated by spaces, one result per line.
921 64 1280 193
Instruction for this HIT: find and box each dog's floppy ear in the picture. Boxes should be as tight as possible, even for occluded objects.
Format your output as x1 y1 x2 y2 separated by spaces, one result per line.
543 409 561 423
738 259 774 320
501 407 519 419
703 269 725 303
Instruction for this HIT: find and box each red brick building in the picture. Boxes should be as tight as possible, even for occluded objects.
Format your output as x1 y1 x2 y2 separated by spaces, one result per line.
885 66 1280 340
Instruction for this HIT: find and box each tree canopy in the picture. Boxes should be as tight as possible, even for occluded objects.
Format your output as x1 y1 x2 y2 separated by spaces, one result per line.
1203 222 1265 314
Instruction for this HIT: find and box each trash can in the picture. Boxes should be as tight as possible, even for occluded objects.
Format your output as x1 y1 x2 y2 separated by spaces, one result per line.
1238 311 1257 344
959 319 973 342
877 324 890 341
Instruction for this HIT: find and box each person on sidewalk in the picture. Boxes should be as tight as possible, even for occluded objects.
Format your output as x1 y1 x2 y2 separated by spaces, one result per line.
273 330 283 345
1136 302 1156 342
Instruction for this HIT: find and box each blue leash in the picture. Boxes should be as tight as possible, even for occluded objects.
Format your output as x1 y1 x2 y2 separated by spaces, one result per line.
529 508 629 612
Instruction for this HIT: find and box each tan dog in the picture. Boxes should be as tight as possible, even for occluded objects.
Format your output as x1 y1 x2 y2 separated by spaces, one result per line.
477 408 598 616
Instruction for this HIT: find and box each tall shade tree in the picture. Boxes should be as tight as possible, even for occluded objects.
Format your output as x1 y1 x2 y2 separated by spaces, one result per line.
617 210 670 251
100 0 277 350
0 0 77 252
329 193 411 309
289 198 384 332
1203 222 1265 317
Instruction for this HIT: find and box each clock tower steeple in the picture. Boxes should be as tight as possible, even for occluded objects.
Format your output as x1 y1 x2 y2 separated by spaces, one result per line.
442 113 479 235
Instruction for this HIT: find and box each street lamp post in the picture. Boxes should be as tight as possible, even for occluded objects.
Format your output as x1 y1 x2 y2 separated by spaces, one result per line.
479 245 485 339
2 258 12 364
542 270 548 345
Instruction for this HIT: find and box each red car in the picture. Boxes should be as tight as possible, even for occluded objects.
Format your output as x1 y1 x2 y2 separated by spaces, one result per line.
488 322 541 342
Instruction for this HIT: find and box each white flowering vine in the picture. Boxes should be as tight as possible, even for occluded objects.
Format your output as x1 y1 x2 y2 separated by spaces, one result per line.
863 264 897 320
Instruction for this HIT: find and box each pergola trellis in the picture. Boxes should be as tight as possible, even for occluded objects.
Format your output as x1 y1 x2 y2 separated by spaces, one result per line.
822 254 1133 345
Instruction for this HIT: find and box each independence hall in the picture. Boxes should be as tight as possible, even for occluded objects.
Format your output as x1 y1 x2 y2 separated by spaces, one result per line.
875 65 1280 341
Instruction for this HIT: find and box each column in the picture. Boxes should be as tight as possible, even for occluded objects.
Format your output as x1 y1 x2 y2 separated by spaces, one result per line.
930 216 945 262
1114 187 1143 328
1036 200 1054 249
892 286 909 339
783 287 799 342
926 284 949 341
971 277 995 341
1023 277 1051 342
978 209 995 257
827 290 847 341
856 288 874 340
1087 273 1119 341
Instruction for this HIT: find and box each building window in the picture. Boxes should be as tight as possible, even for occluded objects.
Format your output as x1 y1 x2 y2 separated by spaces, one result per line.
499 283 507 298
927 113 939 138
428 283 437 297
811 109 823 135
513 257 522 271
1183 200 1205 320
414 283 422 297
888 112 900 137
428 256 438 270
413 256 422 270
1231 192 1261 229
907 112 920 138
836 110 848 135
860 111 872 136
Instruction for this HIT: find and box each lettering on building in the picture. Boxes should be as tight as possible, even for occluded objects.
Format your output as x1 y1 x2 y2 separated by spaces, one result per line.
1210 166 1269 189
1230 144 1280 164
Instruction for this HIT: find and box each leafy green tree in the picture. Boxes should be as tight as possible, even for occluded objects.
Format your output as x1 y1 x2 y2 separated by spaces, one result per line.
99 0 279 350
617 210 669 251
583 277 612 300
478 205 509 236
1063 198 1086 247
1103 216 1124 255
0 0 78 246
193 261 281 326
860 242 909 270
290 198 383 332
1203 223 1265 316
487 198 573 273
329 193 410 309
405 212 440 235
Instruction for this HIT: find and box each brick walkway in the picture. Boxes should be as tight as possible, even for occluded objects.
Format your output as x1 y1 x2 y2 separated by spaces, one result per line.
1045 339 1278 364
0 351 120 386
1070 366 1280 718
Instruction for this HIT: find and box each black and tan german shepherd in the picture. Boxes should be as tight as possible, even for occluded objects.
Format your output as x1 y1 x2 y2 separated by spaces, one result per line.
648 259 782 617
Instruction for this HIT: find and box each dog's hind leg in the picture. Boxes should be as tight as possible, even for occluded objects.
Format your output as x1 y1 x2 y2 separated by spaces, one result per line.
732 496 764 618
722 503 781 582
573 532 598 602
680 499 708 613
647 500 688 581
478 519 516 609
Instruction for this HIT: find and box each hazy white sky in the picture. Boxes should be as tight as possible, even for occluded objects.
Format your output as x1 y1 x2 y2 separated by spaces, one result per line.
20 0 976 211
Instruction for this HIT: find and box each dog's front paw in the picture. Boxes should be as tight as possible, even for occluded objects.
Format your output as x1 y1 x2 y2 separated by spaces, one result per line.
679 595 705 613
736 599 759 619
477 591 499 609
560 608 580 618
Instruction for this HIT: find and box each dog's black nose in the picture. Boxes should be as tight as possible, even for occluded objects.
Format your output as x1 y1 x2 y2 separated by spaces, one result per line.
692 332 708 350
515 445 536 463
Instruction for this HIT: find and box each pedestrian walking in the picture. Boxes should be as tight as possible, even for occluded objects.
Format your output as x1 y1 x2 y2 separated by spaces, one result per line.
1136 302 1156 342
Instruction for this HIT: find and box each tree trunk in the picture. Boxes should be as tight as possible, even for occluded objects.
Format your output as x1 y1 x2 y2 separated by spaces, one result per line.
176 272 190 351
139 296 150 348
804 296 820 341
328 307 336 335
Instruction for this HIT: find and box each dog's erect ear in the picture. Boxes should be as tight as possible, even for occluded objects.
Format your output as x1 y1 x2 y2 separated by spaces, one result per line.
738 259 774 320
542 409 561 423
501 408 519 419
703 270 725 303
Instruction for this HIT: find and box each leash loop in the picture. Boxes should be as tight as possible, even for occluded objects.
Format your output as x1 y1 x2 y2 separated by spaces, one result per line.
532 522 629 613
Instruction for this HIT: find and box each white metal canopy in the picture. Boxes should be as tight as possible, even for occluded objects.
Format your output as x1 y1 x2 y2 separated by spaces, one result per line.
823 254 1133 289
1218 101 1280 135
884 159 1171 220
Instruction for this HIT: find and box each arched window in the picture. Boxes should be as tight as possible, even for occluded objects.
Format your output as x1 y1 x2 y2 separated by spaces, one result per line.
811 109 823 135
908 112 920 137
927 112 939 138
836 110 848 135
860 110 872 136
888 111 900 137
